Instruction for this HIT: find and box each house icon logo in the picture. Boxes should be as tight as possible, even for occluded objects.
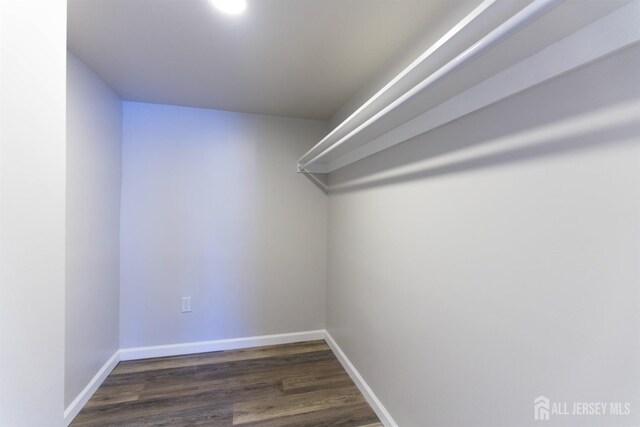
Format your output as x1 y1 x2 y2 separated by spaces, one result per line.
534 396 550 421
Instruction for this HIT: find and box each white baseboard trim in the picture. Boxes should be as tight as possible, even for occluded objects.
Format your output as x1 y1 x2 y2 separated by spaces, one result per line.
323 331 398 427
119 330 326 361
64 350 121 426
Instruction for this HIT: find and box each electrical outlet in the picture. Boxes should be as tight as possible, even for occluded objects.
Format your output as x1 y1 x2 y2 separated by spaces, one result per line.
181 296 192 313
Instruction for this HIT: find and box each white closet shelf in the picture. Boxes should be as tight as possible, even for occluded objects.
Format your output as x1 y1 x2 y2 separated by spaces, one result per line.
297 0 640 174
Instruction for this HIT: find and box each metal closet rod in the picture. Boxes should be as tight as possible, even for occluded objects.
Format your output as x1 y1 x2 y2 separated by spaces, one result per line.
296 0 497 170
297 0 562 172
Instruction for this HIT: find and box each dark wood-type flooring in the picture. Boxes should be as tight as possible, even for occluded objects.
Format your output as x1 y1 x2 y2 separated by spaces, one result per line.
71 340 381 426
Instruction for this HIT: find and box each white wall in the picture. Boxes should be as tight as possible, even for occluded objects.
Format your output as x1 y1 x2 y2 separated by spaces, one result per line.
65 52 122 408
326 45 640 426
120 103 327 348
0 1 67 426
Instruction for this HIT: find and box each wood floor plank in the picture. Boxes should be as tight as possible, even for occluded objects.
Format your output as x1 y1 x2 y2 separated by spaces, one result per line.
72 384 280 426
232 385 367 425
103 349 336 387
93 403 234 427
282 369 353 394
82 383 145 408
237 402 380 427
140 359 343 401
71 340 380 426
113 340 330 375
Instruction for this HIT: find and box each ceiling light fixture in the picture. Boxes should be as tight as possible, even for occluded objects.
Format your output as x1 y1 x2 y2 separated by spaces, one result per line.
209 0 247 15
